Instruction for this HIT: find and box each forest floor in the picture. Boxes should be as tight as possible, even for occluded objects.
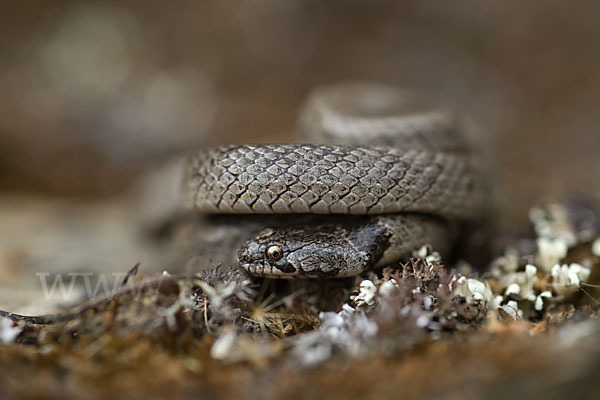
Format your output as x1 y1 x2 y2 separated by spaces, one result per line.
0 203 599 400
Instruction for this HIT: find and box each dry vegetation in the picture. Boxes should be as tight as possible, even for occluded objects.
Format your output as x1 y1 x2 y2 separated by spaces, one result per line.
0 204 599 400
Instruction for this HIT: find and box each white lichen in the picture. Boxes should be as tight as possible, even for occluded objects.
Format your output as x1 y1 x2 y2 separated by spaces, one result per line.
534 291 552 311
490 295 504 310
293 304 378 366
592 238 600 258
505 283 521 296
506 300 523 318
210 328 237 359
416 313 432 328
467 279 493 303
413 245 442 264
494 263 542 314
451 276 493 308
522 264 538 300
423 295 435 311
378 279 398 298
529 204 577 246
551 263 591 295
352 280 377 307
525 263 537 277
490 247 520 276
0 318 22 345
536 237 569 272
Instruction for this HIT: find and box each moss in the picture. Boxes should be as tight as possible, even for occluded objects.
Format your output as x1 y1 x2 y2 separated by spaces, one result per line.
1 204 600 399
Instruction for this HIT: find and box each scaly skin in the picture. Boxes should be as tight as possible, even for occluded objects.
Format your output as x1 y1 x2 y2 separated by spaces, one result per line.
237 214 449 278
182 83 482 277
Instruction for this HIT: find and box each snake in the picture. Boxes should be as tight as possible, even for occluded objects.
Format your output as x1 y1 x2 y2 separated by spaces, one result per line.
182 83 482 278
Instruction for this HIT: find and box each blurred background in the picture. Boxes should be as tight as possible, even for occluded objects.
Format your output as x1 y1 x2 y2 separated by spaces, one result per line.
1 1 600 304
2 0 600 209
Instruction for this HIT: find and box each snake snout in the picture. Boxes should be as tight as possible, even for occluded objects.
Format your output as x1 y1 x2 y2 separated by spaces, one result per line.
238 240 298 277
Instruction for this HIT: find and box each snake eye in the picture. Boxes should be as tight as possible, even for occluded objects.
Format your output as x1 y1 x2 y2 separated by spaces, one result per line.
266 245 283 261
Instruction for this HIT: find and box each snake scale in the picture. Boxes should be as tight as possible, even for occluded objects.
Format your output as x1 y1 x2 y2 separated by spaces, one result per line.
0 83 482 326
183 83 482 278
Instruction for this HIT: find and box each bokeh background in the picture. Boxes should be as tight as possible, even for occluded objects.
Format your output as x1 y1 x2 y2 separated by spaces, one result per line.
1 0 600 282
1 3 599 397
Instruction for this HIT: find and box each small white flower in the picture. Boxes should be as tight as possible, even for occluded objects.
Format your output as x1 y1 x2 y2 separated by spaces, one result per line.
592 238 600 257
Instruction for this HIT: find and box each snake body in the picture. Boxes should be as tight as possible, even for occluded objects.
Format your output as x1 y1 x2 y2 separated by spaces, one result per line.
183 84 482 277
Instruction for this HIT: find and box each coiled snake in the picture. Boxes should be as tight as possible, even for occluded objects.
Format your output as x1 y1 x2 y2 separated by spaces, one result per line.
183 83 482 278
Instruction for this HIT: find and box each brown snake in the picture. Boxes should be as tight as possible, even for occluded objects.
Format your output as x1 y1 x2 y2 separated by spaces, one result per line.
183 83 482 278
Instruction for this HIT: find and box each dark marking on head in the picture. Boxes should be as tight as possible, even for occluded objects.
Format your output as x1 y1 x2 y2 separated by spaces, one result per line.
237 217 391 278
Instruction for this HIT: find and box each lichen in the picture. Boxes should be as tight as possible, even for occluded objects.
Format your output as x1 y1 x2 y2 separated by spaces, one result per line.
0 202 599 399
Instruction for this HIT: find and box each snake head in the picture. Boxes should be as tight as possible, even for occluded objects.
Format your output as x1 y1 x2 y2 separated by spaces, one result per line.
237 222 389 278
